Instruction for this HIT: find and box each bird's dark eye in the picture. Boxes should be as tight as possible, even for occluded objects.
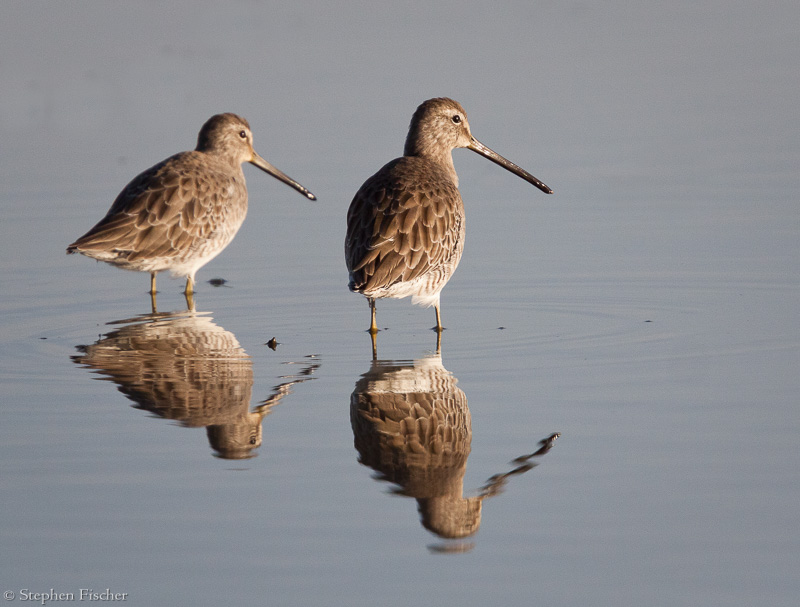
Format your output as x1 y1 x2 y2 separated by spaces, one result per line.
452 115 461 124
239 130 247 139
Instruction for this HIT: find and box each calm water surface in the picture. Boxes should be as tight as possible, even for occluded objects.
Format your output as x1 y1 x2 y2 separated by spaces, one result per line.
2 3 799 606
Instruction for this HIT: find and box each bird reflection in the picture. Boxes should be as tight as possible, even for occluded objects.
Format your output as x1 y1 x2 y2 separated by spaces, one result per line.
72 311 318 459
350 353 558 549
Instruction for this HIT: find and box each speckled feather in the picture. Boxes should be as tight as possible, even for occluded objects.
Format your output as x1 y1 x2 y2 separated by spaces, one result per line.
68 151 248 274
67 113 315 291
345 155 465 301
345 97 552 327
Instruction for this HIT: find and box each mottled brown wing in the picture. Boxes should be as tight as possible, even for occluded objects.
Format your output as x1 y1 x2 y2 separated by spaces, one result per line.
67 152 241 261
345 158 463 293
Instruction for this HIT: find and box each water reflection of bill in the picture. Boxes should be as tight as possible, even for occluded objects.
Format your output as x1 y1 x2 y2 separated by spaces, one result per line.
72 311 318 459
351 353 559 552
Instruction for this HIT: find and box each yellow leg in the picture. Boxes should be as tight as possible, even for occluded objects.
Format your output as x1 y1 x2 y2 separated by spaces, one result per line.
184 277 195 311
368 298 378 334
434 305 443 332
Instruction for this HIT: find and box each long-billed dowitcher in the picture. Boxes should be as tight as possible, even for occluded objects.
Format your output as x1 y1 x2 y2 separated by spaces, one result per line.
67 113 315 309
345 97 552 333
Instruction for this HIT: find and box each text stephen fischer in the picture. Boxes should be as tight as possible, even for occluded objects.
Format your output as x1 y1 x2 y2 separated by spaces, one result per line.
15 588 128 602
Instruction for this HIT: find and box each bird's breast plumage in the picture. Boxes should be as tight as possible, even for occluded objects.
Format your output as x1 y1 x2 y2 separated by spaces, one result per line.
345 156 465 300
67 151 249 275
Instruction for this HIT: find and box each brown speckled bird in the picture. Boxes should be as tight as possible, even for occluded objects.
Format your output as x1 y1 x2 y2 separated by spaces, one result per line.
67 113 315 308
345 97 552 333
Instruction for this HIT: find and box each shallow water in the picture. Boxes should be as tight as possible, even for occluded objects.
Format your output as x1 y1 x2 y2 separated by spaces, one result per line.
2 3 799 607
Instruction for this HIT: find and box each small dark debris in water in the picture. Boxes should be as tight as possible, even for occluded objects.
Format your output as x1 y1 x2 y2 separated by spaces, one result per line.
40 337 47 340
644 319 652 323
266 337 279 350
207 277 229 287
497 326 506 330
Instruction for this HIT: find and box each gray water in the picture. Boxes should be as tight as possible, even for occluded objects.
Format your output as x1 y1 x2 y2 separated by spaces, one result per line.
2 2 799 606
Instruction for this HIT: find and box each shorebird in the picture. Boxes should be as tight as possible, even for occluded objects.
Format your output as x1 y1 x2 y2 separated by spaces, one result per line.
345 97 552 333
67 113 315 310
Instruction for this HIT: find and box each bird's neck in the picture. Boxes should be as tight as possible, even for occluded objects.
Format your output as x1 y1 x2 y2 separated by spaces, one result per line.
404 139 458 186
200 146 244 172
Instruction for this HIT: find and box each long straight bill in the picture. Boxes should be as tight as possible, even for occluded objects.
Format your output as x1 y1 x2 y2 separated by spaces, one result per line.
468 137 553 194
250 152 317 200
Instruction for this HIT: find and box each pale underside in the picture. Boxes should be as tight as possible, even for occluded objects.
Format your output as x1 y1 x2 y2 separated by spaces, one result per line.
345 156 465 309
